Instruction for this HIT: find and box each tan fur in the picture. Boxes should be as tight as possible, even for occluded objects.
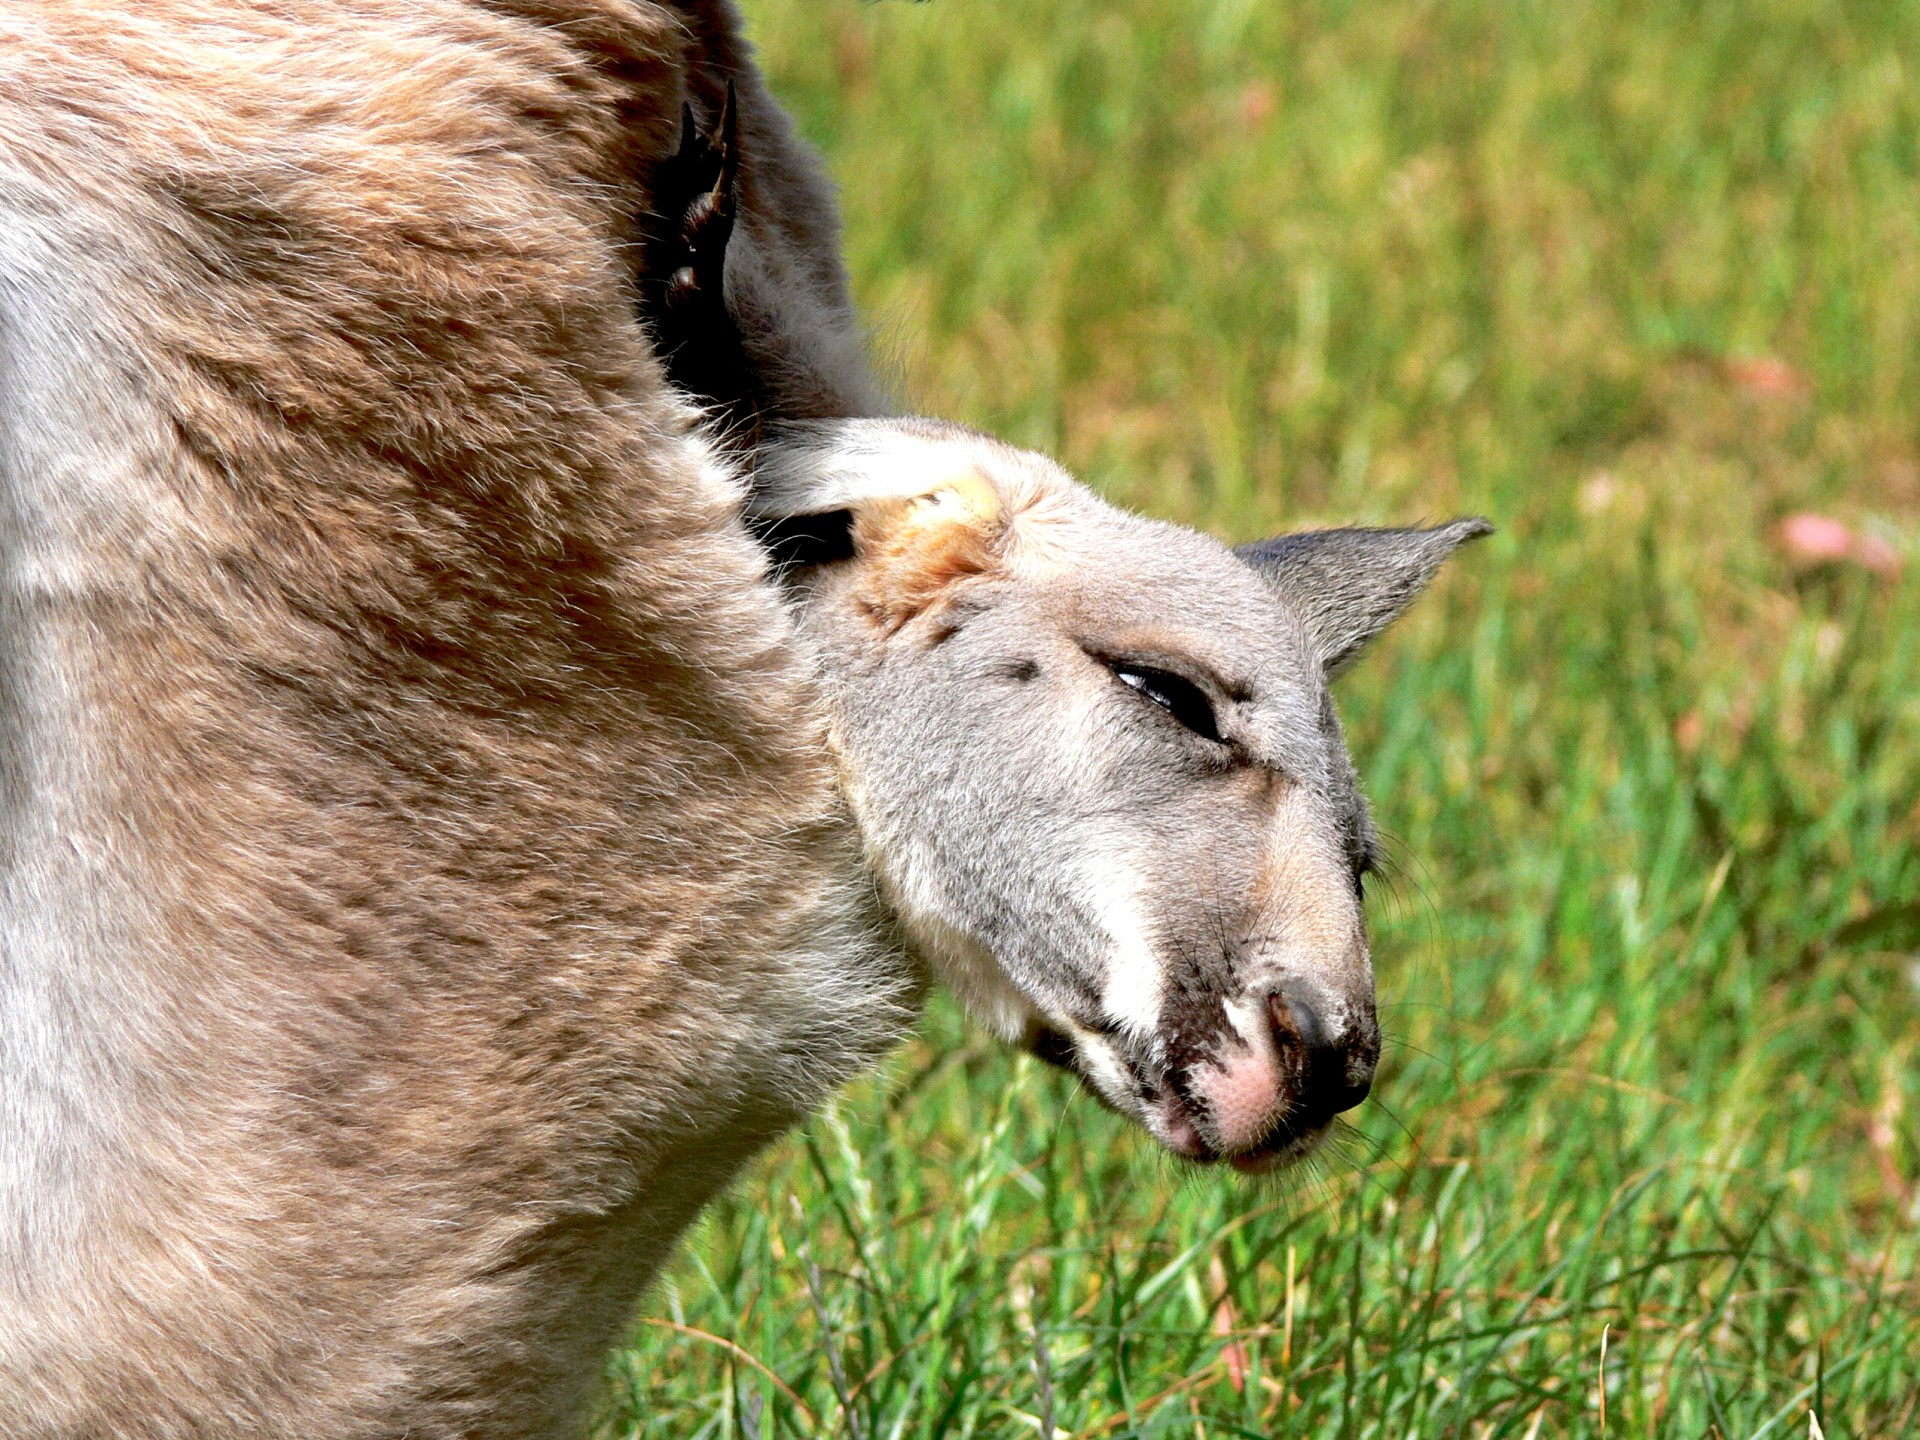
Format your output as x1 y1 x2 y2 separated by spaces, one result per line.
839 443 1096 633
0 4 913 1437
851 474 1007 631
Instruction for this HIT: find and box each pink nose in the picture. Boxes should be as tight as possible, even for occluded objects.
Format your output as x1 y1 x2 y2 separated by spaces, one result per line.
1187 991 1378 1153
1190 1049 1286 1153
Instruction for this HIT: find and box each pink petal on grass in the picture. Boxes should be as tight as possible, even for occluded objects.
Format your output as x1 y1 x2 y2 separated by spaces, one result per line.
1208 1255 1249 1393
1728 355 1811 399
1776 512 1855 564
1775 512 1904 577
1674 711 1706 754
1238 79 1278 127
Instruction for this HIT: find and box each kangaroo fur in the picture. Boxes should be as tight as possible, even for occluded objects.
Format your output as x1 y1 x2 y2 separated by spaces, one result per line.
0 3 910 1436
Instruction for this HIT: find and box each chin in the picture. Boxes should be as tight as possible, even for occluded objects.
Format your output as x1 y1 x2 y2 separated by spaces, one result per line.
1221 1122 1332 1173
1153 1118 1332 1174
1136 1094 1335 1174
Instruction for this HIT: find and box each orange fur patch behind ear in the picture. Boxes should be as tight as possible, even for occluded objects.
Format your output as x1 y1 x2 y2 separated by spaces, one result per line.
853 470 1006 633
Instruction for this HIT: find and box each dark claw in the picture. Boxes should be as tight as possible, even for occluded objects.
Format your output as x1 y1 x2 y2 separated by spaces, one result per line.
675 101 700 162
715 79 738 210
684 80 737 296
634 80 759 446
645 82 738 311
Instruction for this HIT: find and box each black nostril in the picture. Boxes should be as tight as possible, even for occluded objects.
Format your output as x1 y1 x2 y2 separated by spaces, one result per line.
1282 990 1331 1052
1268 990 1375 1118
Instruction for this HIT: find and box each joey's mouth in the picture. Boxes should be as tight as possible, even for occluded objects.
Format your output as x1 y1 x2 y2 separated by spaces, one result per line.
1025 1023 1331 1174
1216 1118 1333 1173
1150 1087 1332 1173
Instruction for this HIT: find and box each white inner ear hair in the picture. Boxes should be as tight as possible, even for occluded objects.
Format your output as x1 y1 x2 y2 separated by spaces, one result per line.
749 417 1086 576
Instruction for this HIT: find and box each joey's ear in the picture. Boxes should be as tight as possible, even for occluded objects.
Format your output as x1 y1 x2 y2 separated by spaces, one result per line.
845 470 1007 630
746 420 1012 626
1236 518 1493 673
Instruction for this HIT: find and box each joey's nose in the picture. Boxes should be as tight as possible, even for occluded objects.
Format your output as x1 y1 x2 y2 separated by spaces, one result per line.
1268 990 1376 1122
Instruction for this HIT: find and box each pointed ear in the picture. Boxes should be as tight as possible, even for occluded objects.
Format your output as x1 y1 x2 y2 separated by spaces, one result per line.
1236 518 1493 673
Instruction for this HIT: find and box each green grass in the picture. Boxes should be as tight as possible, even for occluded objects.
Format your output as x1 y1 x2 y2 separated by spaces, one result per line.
600 1 1920 1434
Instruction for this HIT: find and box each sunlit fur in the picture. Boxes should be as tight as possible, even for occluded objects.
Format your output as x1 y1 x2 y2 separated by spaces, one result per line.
0 4 903 1437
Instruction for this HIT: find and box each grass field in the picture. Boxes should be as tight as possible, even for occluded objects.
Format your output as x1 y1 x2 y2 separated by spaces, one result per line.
601 1 1920 1434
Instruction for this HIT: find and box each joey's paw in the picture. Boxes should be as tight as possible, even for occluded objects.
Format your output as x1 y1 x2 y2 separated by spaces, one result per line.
659 82 738 306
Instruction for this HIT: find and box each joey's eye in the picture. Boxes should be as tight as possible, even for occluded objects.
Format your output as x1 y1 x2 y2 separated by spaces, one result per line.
1108 663 1223 743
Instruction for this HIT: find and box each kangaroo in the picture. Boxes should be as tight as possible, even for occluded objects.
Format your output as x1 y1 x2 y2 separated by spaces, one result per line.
643 103 1489 1169
0 2 1486 1437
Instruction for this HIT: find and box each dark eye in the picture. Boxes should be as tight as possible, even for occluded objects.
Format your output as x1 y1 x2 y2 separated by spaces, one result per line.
1108 663 1223 744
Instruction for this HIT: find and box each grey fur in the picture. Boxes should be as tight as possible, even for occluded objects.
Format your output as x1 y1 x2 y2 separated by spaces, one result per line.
1237 520 1494 673
758 419 1482 1169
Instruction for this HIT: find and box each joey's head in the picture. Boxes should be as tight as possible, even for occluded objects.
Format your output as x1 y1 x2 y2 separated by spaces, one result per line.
753 419 1489 1172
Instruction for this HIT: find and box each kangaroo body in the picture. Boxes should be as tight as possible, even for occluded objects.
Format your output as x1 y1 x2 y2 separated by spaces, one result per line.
0 4 908 1436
